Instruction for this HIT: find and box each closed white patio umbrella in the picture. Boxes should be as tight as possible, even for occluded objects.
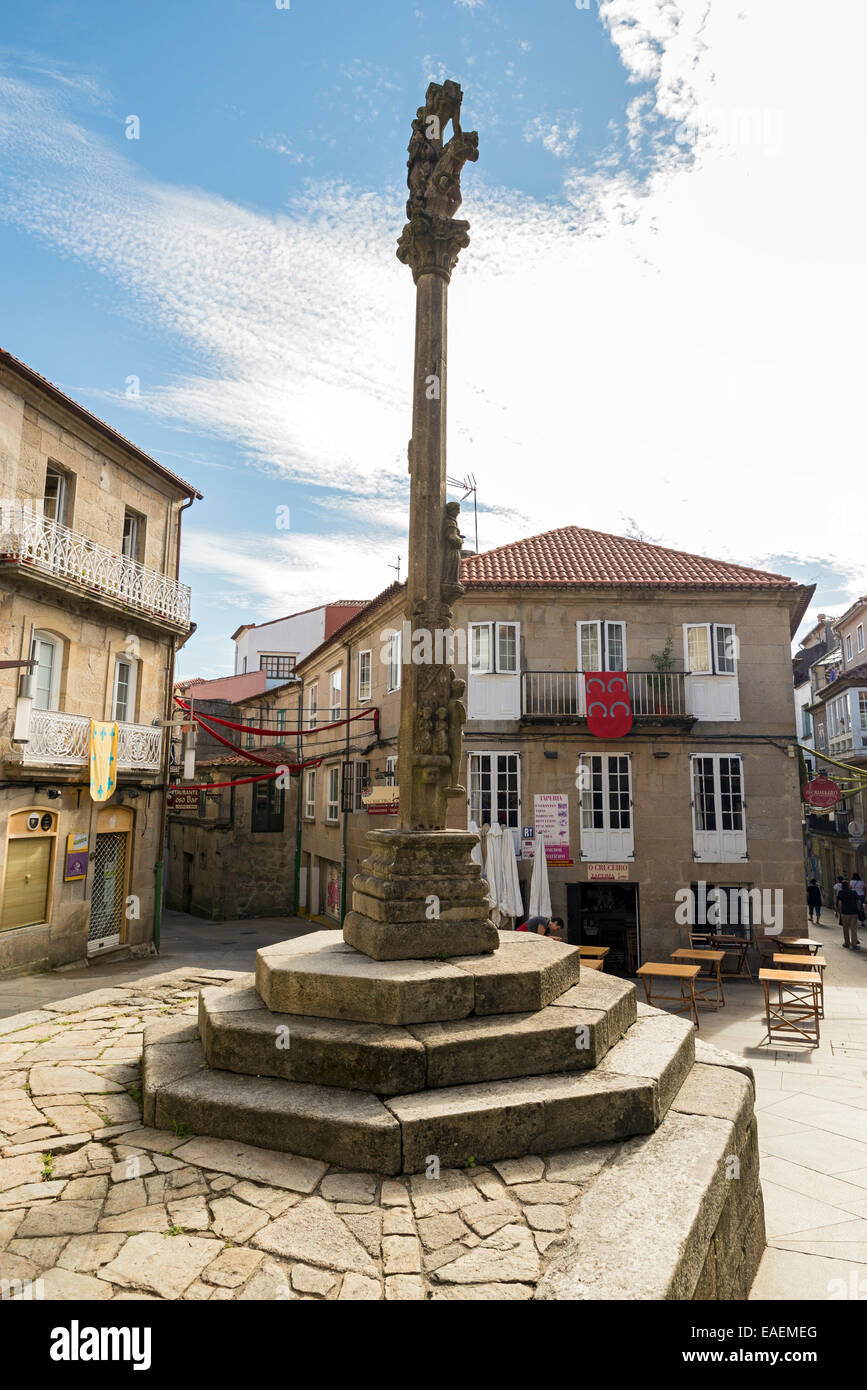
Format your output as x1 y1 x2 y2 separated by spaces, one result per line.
529 835 552 921
499 825 524 925
468 819 484 872
484 823 505 923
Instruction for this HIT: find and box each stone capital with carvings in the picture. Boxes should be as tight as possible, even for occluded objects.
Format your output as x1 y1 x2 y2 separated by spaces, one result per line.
396 79 478 283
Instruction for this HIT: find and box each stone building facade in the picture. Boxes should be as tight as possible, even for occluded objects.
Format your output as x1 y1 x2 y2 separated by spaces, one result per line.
806 594 867 896
0 349 200 973
165 680 302 920
293 527 812 968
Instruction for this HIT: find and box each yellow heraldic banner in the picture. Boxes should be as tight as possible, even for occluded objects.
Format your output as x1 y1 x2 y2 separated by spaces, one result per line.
90 721 119 802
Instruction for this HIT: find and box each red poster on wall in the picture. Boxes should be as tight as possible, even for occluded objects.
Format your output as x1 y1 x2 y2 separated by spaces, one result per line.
584 672 633 739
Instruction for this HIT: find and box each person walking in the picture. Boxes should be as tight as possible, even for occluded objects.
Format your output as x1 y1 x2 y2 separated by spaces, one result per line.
833 876 844 924
837 879 862 949
807 878 823 925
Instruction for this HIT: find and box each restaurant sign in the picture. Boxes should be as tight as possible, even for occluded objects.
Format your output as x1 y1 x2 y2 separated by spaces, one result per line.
586 862 630 882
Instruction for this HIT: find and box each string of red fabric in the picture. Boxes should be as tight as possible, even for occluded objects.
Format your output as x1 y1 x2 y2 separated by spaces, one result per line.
174 697 378 740
168 694 377 792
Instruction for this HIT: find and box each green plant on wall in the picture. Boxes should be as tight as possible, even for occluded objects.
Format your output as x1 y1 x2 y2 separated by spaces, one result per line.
649 636 675 711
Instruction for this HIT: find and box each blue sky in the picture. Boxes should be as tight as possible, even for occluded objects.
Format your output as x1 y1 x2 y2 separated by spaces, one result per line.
0 1 863 676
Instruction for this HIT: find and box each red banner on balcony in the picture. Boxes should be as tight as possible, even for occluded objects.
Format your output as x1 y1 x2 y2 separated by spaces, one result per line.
585 672 633 739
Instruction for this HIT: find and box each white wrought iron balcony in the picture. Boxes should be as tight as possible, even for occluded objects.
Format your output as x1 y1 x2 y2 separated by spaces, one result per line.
522 670 691 720
0 500 191 627
20 709 163 771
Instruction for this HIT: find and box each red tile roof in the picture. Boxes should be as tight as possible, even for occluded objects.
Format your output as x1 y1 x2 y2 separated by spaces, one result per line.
460 526 802 591
197 745 292 768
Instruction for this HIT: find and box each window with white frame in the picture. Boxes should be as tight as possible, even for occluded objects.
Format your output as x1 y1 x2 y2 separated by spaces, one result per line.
858 624 865 654
683 623 737 675
354 759 370 811
122 509 145 563
112 657 137 723
385 630 402 693
817 722 826 750
846 634 853 662
828 693 851 738
275 709 287 745
469 622 519 674
577 752 633 860
467 752 520 852
577 621 627 672
385 755 397 784
43 465 72 526
32 632 61 711
801 707 812 740
860 692 867 730
358 649 372 702
304 770 316 820
329 668 342 721
690 754 747 862
260 654 296 680
307 682 319 729
326 766 340 823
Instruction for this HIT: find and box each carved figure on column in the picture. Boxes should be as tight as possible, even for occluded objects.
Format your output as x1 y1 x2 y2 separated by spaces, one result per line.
446 676 466 798
442 501 465 602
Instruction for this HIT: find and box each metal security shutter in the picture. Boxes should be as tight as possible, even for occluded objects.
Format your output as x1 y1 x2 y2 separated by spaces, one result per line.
1 838 52 931
88 832 126 951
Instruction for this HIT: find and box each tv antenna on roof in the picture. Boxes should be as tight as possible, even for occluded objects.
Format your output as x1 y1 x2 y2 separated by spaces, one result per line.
389 555 402 583
447 473 478 553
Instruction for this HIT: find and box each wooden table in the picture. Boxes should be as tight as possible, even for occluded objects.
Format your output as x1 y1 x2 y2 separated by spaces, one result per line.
774 953 826 1016
707 934 753 982
778 937 823 955
581 957 604 972
578 945 610 959
759 968 821 1046
671 948 726 1009
637 962 700 1029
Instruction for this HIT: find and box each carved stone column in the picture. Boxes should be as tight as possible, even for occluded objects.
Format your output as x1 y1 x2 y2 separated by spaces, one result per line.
343 81 498 961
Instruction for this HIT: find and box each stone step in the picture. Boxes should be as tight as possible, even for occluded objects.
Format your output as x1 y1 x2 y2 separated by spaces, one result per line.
255 929 581 1025
143 1003 692 1174
198 971 637 1096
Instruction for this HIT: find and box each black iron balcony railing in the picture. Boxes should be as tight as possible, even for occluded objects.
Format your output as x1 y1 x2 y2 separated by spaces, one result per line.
522 670 690 720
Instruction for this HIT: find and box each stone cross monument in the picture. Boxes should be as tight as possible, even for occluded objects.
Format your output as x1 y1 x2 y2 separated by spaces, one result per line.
342 81 498 961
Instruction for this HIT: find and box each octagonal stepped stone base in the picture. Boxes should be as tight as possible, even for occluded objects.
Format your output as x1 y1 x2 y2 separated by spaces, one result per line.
142 1005 694 1175
198 968 637 1096
255 929 581 1025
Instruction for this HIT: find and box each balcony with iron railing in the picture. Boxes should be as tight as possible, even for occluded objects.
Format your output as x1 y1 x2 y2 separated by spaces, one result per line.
522 670 694 723
14 709 163 772
0 500 191 628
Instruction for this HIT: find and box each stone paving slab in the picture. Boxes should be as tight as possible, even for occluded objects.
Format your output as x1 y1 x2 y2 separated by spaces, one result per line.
0 965 758 1300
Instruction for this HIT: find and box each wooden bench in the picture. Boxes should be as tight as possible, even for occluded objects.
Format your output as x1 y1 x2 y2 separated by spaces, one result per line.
759 968 821 1047
671 948 726 1009
774 953 826 1017
636 962 700 1030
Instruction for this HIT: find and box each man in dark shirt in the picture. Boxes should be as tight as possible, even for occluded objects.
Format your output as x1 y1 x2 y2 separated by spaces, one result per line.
520 915 565 937
837 882 862 948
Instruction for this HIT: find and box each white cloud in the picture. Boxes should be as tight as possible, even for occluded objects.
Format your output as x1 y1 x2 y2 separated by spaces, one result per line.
524 115 582 160
1 0 866 674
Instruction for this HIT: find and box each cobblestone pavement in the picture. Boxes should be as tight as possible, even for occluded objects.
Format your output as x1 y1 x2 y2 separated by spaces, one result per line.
695 908 867 1300
0 912 315 1019
0 967 621 1301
